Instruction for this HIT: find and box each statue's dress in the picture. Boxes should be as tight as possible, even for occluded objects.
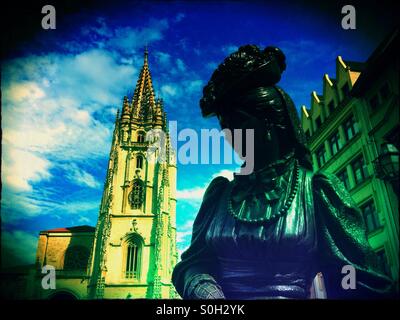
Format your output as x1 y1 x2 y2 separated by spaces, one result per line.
172 156 394 299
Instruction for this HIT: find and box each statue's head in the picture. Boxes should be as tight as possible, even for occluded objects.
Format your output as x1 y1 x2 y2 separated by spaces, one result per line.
200 45 312 169
200 45 286 118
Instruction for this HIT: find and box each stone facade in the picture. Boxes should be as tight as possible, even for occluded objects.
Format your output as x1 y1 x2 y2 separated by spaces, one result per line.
300 31 399 285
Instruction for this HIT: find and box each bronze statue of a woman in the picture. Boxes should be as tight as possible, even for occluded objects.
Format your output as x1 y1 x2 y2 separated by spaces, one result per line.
172 45 395 299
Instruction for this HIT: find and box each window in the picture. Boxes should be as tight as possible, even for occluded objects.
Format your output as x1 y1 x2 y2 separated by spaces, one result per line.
343 116 359 141
314 116 322 131
329 131 342 156
337 168 351 190
341 83 350 98
375 249 390 276
64 246 90 271
137 131 145 143
380 83 390 101
125 242 140 279
369 95 379 111
385 128 400 151
327 101 335 116
361 200 380 233
129 179 144 209
316 145 327 168
136 155 143 169
351 156 368 184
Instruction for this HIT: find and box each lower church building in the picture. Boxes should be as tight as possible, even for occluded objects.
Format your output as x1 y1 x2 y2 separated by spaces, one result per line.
4 50 178 300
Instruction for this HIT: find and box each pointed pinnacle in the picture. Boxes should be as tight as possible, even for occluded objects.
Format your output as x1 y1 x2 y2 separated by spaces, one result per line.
144 46 149 65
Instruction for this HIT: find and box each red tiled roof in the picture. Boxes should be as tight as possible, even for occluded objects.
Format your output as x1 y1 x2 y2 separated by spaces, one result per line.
40 225 95 233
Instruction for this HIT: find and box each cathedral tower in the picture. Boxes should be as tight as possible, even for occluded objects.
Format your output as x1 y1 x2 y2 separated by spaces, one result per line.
88 50 178 299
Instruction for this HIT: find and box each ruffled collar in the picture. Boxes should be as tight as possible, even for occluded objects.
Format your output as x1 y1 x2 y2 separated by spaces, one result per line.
232 152 296 202
228 153 299 223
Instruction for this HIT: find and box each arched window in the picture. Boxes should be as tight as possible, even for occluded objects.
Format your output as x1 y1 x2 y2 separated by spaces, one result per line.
64 246 90 271
136 155 143 169
124 234 143 280
129 179 144 209
137 131 145 143
126 243 139 279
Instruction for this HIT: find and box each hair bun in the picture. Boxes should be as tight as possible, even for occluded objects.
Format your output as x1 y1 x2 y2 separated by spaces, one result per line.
200 45 286 117
263 47 286 72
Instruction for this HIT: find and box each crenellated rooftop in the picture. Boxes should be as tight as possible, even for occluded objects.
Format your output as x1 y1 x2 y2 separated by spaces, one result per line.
301 55 365 140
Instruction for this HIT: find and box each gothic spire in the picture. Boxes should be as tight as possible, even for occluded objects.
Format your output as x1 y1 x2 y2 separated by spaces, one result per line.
132 48 156 121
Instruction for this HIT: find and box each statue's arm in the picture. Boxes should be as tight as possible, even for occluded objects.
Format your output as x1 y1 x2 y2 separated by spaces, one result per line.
313 172 397 299
172 176 229 299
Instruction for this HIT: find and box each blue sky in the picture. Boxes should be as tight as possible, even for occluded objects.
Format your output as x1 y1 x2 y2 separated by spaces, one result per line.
1 1 395 267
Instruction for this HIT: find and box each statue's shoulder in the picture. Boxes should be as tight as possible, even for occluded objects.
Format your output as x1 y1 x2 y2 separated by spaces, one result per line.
191 176 230 233
274 85 294 102
203 176 230 203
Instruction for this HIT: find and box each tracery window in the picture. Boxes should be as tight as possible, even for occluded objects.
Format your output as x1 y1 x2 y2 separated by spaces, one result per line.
124 234 143 280
129 179 144 209
126 243 140 279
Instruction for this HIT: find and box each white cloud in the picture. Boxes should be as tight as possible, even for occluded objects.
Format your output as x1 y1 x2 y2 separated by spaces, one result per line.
63 163 101 189
62 201 100 214
1 189 100 223
1 47 139 223
108 19 169 53
78 215 91 224
176 169 235 201
176 218 194 260
176 186 206 200
161 84 178 97
1 193 47 219
155 51 172 67
1 49 135 165
186 79 202 93
212 169 235 181
7 82 45 102
160 79 202 102
177 229 193 244
72 109 91 125
1 148 52 192
176 219 195 260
